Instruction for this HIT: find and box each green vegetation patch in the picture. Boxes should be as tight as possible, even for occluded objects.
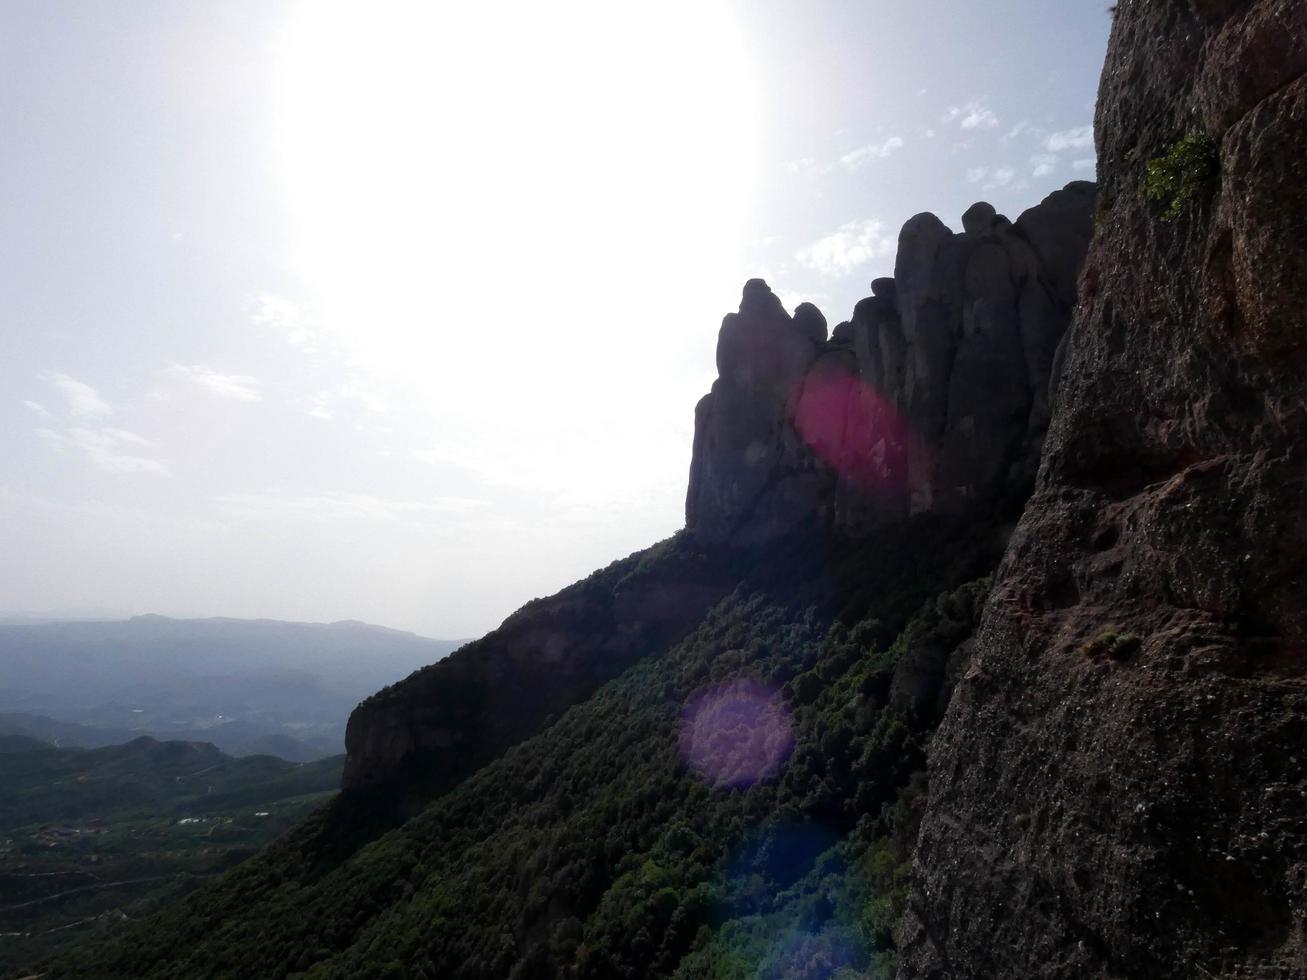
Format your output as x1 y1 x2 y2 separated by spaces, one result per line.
1144 132 1219 221
41 518 1001 980
1081 630 1141 662
0 741 342 975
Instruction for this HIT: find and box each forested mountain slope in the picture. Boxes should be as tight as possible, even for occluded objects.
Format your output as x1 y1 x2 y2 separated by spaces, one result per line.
342 182 1095 814
43 519 997 980
35 182 1098 978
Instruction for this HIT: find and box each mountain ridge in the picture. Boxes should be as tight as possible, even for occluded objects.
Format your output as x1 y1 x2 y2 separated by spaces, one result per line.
32 177 1099 978
30 3 1307 974
341 180 1097 807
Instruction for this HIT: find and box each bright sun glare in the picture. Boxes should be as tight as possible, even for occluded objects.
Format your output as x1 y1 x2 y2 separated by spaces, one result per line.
274 0 758 505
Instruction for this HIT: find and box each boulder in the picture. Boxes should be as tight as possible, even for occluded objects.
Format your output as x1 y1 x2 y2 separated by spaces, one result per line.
961 200 998 235
792 301 828 345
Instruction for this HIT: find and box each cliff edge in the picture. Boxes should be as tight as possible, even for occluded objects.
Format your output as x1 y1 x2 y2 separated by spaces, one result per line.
902 1 1307 976
687 184 1095 546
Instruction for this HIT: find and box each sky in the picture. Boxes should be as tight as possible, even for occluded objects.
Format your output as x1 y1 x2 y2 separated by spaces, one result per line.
0 1 1112 639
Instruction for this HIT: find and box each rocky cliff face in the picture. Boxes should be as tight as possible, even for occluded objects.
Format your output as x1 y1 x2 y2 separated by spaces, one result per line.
902 1 1307 976
344 188 1098 803
686 182 1096 547
342 539 735 800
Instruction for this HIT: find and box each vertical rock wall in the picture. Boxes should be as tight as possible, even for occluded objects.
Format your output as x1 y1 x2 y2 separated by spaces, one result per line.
686 183 1096 547
902 1 1307 976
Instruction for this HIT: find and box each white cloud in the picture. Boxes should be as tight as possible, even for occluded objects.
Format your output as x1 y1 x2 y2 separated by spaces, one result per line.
38 426 170 477
991 166 1016 187
790 136 905 178
925 128 936 139
250 293 316 348
966 166 989 184
101 428 155 448
292 391 337 421
1045 125 1094 152
794 219 894 278
1030 153 1060 178
1003 120 1031 142
165 364 262 402
945 100 999 130
34 372 169 475
41 372 112 419
838 136 904 170
1072 158 1096 172
290 381 389 422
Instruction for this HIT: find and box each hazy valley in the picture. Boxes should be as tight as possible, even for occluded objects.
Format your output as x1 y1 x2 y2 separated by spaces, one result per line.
0 617 462 761
0 618 461 975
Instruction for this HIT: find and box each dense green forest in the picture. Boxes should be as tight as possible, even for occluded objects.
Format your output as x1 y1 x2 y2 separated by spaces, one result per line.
0 739 342 975
39 517 1002 979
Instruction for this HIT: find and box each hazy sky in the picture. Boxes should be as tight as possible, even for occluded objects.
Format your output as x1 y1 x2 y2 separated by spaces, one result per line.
1 1 1111 638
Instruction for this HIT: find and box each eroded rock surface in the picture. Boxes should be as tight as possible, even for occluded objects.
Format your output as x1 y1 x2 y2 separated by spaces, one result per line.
686 182 1096 546
342 539 734 799
902 1 1307 976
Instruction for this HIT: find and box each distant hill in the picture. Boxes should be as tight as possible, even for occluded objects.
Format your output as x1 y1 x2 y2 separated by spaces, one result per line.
0 709 335 763
0 712 136 749
0 617 463 760
0 734 343 975
0 734 343 830
0 733 49 754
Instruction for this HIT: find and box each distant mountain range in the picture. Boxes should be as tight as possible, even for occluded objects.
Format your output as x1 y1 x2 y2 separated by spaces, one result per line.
0 616 463 761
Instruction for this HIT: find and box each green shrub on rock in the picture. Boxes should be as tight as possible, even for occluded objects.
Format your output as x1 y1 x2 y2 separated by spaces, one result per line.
1144 132 1219 220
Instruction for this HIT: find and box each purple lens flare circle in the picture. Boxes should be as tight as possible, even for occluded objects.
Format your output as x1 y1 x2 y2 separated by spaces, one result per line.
679 677 795 787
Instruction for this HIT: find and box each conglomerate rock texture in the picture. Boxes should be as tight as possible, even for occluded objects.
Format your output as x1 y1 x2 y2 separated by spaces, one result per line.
686 182 1096 546
901 1 1307 977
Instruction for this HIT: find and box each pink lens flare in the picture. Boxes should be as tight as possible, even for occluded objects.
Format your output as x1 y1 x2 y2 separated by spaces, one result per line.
791 366 914 497
680 677 795 788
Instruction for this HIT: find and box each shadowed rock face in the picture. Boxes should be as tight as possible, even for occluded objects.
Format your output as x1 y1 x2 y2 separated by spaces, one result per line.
901 1 1307 977
342 540 736 800
342 183 1095 804
686 182 1096 547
